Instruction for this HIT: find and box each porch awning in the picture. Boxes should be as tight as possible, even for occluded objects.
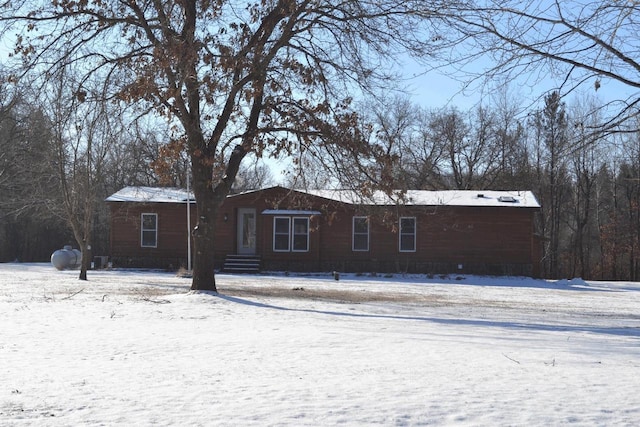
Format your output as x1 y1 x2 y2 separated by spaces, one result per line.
261 210 321 215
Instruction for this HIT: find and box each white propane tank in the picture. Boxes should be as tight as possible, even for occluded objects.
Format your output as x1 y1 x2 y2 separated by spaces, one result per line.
51 245 82 270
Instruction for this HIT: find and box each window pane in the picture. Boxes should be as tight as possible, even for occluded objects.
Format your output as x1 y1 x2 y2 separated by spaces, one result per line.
242 213 256 248
400 235 415 251
142 214 156 230
293 234 308 251
353 234 368 251
354 217 368 233
275 217 290 233
142 230 156 247
293 218 308 234
400 217 415 233
274 234 289 251
274 217 290 251
293 218 309 251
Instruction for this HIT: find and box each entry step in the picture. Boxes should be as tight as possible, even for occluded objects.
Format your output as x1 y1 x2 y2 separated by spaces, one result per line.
223 254 261 273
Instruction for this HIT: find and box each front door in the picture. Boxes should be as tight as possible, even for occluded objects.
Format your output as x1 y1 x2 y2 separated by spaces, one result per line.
237 208 257 255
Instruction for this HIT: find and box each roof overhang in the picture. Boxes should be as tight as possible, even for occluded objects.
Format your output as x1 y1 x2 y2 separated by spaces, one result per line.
261 209 322 215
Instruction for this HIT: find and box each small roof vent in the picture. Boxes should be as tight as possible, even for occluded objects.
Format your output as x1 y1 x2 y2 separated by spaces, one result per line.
498 196 517 203
476 193 485 198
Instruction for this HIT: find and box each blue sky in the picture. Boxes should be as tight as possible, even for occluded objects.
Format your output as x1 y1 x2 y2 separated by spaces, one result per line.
398 51 638 115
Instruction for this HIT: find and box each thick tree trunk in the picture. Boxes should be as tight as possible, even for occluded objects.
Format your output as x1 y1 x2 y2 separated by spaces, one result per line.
191 231 218 291
191 205 219 292
189 159 224 292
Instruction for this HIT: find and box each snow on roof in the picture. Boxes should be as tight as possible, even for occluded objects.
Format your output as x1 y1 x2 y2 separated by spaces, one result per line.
106 186 540 208
105 186 194 203
305 189 540 208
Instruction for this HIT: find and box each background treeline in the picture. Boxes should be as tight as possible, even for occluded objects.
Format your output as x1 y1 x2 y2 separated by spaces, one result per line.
0 85 166 263
2 80 639 281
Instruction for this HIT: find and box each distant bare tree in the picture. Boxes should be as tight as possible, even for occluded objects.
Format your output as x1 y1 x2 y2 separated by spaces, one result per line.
402 109 449 190
566 97 608 278
488 86 529 188
426 106 501 190
360 96 448 190
116 121 178 188
528 91 571 278
290 151 336 190
232 158 275 193
38 68 122 280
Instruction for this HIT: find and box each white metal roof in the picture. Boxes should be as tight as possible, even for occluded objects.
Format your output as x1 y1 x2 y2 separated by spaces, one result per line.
105 186 194 203
106 186 540 208
305 189 540 208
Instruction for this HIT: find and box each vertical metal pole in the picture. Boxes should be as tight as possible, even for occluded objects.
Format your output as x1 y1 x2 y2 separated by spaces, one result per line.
186 165 192 272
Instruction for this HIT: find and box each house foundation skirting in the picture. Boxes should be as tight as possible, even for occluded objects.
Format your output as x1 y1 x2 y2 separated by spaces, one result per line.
110 256 189 271
110 256 534 277
262 259 534 277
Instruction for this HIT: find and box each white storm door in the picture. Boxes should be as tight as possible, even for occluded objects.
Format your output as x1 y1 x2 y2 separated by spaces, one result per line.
237 208 257 255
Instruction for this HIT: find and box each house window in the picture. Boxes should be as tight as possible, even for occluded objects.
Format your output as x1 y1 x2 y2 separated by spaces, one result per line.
141 213 158 248
292 218 309 252
273 217 291 251
399 217 416 252
273 216 309 252
353 216 369 251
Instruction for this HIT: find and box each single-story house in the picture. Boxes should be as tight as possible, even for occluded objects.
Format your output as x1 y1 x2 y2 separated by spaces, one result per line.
106 185 542 276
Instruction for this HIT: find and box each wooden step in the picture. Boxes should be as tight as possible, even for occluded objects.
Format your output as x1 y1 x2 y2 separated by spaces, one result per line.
223 254 261 273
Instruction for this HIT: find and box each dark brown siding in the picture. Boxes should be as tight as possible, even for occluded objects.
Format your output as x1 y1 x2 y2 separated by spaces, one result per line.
312 205 538 275
108 186 541 276
109 202 197 268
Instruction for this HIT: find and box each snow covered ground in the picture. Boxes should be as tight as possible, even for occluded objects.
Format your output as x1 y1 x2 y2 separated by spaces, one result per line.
1 263 639 426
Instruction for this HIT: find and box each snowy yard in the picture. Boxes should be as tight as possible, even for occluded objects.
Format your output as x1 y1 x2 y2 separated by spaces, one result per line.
1 264 639 426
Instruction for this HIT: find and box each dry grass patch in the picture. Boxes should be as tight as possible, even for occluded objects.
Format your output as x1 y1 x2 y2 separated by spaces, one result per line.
219 285 448 305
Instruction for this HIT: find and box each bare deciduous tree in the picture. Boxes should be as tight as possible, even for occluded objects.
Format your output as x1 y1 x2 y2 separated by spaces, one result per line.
439 1 640 135
38 67 121 280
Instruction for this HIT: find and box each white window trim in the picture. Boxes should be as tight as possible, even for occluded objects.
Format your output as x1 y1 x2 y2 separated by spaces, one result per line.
399 216 416 252
141 213 158 248
352 216 369 252
273 216 310 253
273 216 291 252
292 217 310 252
